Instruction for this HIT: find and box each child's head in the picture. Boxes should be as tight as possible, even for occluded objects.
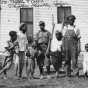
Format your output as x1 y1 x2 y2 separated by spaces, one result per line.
66 15 76 26
85 43 88 52
19 23 27 34
27 36 33 44
9 31 17 42
55 30 63 41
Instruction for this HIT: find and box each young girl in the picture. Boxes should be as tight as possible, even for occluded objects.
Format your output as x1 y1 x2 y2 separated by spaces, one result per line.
26 36 36 79
0 31 19 79
83 43 88 77
14 43 19 76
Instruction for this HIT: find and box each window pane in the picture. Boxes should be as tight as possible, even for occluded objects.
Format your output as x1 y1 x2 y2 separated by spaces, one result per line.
27 9 33 22
57 7 64 23
20 9 27 22
20 8 33 37
57 6 71 23
26 23 33 38
64 7 71 21
20 8 33 22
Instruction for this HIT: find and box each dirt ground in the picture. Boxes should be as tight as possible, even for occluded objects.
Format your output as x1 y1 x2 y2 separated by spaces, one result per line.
0 64 88 88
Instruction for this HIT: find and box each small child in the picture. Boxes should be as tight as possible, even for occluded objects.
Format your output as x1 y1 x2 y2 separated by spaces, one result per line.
14 42 19 76
83 43 88 77
26 36 36 79
0 31 18 79
50 30 63 78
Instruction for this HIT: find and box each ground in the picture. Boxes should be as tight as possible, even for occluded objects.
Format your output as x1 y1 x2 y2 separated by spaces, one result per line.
0 63 88 88
0 53 86 88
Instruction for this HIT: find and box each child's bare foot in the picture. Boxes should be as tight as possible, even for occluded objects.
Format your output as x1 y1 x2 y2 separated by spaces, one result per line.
2 75 7 80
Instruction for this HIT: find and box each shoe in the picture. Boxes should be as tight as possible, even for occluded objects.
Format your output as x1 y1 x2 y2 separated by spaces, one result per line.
40 75 44 79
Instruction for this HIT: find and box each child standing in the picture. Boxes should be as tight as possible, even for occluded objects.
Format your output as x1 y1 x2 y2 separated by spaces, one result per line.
0 31 18 79
83 43 88 77
50 30 63 78
26 36 36 79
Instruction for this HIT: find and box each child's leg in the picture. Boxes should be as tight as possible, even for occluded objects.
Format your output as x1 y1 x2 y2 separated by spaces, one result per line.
3 70 7 79
26 58 28 77
83 61 87 77
15 64 18 76
30 59 35 78
14 54 19 76
18 51 25 78
0 62 11 75
26 59 32 79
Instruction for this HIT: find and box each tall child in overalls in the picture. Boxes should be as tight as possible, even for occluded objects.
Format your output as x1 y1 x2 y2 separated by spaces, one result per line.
62 15 81 77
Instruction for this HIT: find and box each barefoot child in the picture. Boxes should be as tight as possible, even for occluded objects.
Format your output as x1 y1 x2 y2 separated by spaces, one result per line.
83 43 88 77
26 36 36 79
50 30 63 78
0 31 19 79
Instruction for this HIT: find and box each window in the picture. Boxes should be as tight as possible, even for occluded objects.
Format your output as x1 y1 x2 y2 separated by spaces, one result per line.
57 6 71 23
20 8 33 37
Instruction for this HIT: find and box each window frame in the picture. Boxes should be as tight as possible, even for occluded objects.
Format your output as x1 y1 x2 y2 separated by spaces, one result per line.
57 6 71 23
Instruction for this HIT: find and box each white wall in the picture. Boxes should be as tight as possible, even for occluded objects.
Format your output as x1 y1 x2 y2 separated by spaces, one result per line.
1 7 20 51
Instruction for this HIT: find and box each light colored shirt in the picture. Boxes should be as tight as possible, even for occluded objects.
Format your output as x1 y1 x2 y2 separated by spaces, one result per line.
18 32 28 51
51 38 62 52
83 52 88 73
62 25 81 38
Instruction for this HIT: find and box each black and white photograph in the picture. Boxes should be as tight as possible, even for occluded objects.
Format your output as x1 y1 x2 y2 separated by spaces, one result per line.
0 0 88 88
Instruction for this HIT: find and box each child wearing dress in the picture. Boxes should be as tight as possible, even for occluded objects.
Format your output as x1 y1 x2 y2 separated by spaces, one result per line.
26 36 36 79
83 43 88 77
0 31 18 79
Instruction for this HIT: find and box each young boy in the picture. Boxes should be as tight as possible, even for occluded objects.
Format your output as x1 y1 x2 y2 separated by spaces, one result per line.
50 30 63 78
26 36 36 79
0 31 19 79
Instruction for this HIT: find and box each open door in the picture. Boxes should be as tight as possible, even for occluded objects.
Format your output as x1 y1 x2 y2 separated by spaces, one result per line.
20 8 33 38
